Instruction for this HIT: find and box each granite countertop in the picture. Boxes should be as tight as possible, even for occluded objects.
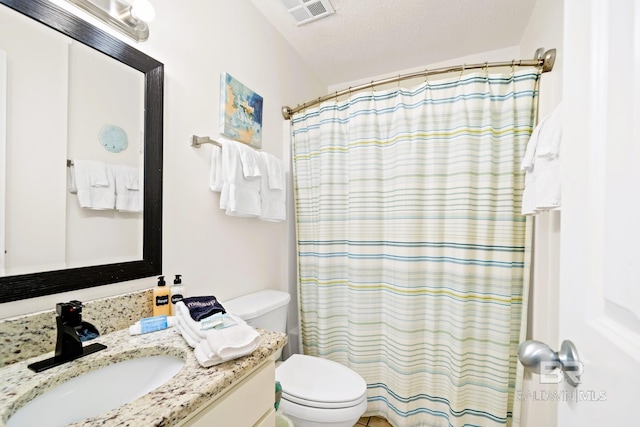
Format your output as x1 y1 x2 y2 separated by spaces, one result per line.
0 327 286 427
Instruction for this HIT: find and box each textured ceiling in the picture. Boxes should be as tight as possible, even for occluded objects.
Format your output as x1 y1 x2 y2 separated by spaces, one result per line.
251 0 538 87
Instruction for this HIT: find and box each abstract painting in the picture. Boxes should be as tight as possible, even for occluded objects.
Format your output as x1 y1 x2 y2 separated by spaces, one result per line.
219 73 263 148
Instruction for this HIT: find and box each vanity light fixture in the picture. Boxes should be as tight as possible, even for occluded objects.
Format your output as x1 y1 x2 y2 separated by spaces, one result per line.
64 0 155 42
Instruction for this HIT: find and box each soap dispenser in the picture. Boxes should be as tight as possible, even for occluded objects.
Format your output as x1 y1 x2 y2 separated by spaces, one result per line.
153 276 171 316
170 274 186 316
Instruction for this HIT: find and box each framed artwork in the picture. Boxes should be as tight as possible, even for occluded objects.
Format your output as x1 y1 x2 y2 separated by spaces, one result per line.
219 73 263 148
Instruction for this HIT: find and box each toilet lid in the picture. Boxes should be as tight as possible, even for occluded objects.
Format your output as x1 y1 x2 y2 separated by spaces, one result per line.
276 354 367 408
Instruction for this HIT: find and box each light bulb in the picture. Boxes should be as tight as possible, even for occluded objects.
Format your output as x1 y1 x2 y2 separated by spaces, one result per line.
131 0 155 22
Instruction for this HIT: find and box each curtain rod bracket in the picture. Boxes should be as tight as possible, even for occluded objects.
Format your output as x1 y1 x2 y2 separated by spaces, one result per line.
281 106 292 120
541 48 556 73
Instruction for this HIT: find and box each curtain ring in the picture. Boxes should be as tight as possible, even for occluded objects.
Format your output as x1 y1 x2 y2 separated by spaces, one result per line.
459 64 466 79
370 81 375 92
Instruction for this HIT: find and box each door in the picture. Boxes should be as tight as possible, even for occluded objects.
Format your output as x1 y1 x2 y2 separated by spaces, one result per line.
559 0 640 425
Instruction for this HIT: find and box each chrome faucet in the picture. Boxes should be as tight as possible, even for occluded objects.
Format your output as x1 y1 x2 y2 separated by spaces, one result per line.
28 300 107 372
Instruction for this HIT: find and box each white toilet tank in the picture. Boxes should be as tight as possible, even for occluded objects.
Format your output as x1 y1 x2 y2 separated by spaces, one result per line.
223 290 291 333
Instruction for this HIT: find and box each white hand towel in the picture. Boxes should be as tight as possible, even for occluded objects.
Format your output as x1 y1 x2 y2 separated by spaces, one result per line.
521 104 563 215
219 138 261 217
237 142 262 178
258 152 286 222
71 159 116 210
260 151 286 190
209 144 223 192
113 164 143 212
535 104 563 159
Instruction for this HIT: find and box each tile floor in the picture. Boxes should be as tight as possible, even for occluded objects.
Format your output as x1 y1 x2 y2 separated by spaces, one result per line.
355 416 394 427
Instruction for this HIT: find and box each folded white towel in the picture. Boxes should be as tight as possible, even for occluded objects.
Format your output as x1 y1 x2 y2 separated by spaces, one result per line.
521 104 563 215
205 319 261 360
258 152 286 222
176 301 207 340
71 159 115 210
193 341 225 368
173 315 199 348
260 151 286 190
113 164 143 212
209 144 223 192
219 138 261 217
174 301 261 367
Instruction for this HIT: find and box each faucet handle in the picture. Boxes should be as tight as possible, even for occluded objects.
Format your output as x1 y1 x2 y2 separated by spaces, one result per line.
56 300 84 322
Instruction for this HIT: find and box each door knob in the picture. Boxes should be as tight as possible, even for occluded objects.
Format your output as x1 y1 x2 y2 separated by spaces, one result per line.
518 340 581 386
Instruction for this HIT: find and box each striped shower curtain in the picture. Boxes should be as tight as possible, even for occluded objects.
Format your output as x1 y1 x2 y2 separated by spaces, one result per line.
291 69 538 427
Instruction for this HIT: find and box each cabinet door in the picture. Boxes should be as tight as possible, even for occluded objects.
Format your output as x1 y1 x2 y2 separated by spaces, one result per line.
182 361 275 427
255 408 276 427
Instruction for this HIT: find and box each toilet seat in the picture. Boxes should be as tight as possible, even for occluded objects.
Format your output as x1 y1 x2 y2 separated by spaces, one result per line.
276 354 367 409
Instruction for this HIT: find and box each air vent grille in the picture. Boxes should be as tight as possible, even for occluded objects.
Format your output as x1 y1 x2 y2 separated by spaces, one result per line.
280 0 335 26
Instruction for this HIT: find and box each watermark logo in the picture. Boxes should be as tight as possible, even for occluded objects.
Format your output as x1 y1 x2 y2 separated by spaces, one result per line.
517 390 607 402
539 360 583 385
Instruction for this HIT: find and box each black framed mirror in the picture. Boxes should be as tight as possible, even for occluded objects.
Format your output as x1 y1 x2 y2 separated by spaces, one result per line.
0 0 163 303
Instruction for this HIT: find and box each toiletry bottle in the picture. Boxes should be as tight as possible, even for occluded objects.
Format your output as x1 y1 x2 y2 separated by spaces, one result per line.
170 274 186 316
153 276 171 316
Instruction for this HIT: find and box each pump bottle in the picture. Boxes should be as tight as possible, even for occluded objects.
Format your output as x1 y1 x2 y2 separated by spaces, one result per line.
170 274 186 316
153 276 171 316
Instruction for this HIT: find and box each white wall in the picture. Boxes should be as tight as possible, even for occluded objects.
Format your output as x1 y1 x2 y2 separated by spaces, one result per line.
0 1 325 318
518 0 564 426
0 7 69 275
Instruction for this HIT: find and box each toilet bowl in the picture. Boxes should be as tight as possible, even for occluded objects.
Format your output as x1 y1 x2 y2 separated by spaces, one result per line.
223 290 368 427
276 354 367 427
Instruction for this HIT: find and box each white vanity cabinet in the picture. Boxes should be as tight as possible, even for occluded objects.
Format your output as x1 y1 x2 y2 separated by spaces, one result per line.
177 360 276 427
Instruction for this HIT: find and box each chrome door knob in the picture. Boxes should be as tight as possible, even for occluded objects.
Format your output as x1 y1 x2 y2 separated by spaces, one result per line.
518 339 582 386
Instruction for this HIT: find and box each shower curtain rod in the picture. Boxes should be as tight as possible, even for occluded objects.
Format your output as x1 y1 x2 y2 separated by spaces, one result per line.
281 47 556 120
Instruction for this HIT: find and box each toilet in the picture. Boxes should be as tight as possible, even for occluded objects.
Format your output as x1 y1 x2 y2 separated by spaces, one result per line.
223 290 367 427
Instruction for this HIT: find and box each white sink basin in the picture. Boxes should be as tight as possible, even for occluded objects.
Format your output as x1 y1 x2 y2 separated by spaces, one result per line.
7 355 184 427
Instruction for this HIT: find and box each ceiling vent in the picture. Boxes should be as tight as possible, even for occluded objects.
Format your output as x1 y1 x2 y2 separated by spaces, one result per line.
281 0 335 26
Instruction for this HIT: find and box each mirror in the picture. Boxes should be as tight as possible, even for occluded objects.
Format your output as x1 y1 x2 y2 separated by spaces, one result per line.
0 0 163 303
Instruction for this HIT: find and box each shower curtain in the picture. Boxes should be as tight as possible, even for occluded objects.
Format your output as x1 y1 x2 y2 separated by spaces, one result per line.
291 69 538 427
